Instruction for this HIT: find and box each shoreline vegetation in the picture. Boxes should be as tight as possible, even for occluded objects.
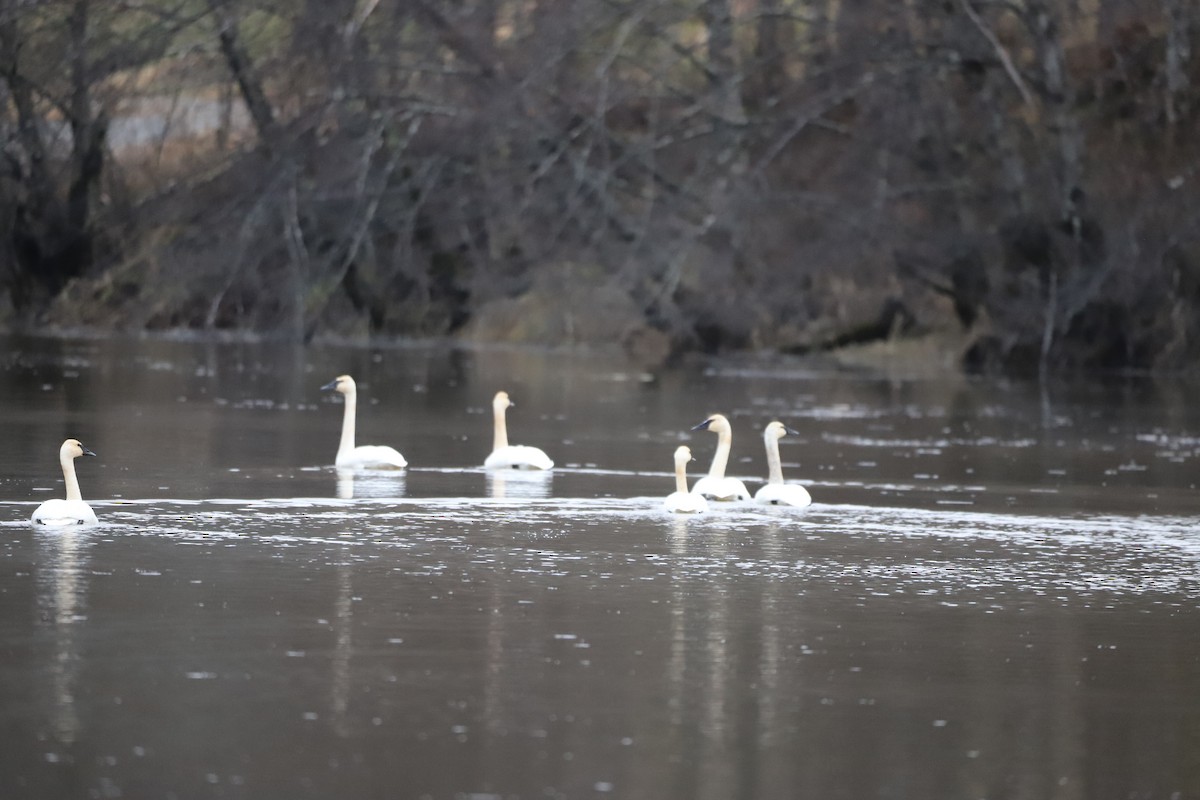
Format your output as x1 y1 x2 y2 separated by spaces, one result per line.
3 1 1199 375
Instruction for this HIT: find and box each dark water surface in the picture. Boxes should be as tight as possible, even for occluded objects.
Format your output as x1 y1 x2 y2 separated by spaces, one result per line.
1 335 1198 800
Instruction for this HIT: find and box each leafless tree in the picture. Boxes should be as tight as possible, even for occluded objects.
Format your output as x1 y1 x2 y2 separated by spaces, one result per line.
2 0 1199 371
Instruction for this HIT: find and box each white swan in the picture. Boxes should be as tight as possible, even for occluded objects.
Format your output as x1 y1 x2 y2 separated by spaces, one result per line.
754 421 813 507
484 391 554 470
690 414 751 501
664 445 708 514
31 439 98 526
322 375 408 469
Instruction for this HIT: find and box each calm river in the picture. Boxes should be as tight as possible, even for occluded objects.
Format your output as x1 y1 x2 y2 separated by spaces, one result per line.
1 334 1198 800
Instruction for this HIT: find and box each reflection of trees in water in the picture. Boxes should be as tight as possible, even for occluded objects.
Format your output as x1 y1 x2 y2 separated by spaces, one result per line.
666 519 740 800
754 522 785 746
35 529 93 745
330 558 354 739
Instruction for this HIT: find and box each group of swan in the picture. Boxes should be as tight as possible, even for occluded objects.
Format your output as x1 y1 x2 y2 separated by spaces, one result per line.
30 377 555 527
29 378 805 526
665 415 812 514
324 377 553 472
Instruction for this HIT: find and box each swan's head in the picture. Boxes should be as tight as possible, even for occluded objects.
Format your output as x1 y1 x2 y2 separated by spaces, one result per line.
691 414 731 435
493 391 513 411
673 445 693 467
764 421 799 441
322 375 357 396
61 438 96 460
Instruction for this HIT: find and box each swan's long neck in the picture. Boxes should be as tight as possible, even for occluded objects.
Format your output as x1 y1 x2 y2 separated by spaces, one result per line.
708 428 731 479
765 433 784 485
493 404 509 452
61 453 83 502
338 391 357 457
675 459 689 494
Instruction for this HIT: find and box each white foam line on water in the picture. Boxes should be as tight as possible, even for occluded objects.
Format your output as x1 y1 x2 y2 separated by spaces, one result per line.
817 503 1200 555
38 503 1193 562
2 495 1195 528
821 434 1039 449
411 465 674 478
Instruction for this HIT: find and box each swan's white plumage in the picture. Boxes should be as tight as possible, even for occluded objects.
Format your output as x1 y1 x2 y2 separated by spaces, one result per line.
691 474 751 502
339 444 408 470
753 421 812 507
484 391 553 470
484 445 555 470
31 439 98 526
322 375 407 469
754 482 812 506
664 445 708 514
690 414 750 501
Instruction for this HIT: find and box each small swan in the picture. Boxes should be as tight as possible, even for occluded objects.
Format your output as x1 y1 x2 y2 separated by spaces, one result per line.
664 445 708 514
322 375 408 469
484 391 554 470
754 421 813 507
690 414 751 501
31 439 98 526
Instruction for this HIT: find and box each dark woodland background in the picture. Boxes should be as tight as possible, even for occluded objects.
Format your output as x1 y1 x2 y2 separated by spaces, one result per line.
2 0 1200 373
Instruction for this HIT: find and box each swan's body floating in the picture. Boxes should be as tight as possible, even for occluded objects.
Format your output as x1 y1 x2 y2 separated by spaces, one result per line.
484 391 554 470
664 445 708 514
690 414 750 501
31 439 98 526
322 375 408 469
754 421 812 507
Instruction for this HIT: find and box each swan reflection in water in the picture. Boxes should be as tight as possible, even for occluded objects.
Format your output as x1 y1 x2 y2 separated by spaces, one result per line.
35 527 93 744
486 468 553 500
336 468 407 500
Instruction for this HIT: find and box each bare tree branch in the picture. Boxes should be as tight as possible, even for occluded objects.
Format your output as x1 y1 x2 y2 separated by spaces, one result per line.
960 0 1037 109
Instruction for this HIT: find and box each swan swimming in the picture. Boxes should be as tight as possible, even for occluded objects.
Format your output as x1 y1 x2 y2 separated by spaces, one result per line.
31 439 98 526
321 375 408 469
484 391 554 470
664 445 708 514
754 421 812 507
690 414 751 501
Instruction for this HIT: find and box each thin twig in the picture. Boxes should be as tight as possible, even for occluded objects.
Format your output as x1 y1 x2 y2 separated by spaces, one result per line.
960 0 1037 109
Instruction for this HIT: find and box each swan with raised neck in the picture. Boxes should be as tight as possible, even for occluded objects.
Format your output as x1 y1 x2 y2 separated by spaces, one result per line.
484 391 554 470
321 375 408 469
664 445 708 513
31 438 98 526
754 421 812 507
689 414 750 501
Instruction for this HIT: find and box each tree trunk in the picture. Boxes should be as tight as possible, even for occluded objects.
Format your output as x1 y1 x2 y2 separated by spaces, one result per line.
701 0 746 126
748 0 790 110
1164 0 1191 128
0 15 54 224
66 0 98 244
1031 2 1083 216
0 0 107 308
209 0 278 147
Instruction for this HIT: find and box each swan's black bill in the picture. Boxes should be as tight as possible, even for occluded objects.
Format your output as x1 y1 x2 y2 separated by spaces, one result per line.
783 425 800 435
691 418 715 431
321 379 340 391
82 445 97 457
